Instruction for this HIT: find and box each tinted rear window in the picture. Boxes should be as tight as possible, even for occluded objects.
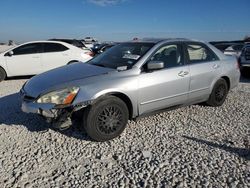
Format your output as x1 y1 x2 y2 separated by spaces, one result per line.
44 43 68 53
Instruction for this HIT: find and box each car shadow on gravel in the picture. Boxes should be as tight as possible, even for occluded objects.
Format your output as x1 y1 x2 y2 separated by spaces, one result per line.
182 136 250 160
5 75 33 80
0 92 91 141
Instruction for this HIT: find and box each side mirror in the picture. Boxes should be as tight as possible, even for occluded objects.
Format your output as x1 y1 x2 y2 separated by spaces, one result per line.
5 50 14 57
147 61 164 71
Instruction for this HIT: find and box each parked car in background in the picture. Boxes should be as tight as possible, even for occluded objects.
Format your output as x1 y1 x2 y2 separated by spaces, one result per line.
0 41 93 81
21 38 240 141
83 37 98 43
92 43 117 56
212 43 234 52
82 37 98 49
239 44 250 76
224 43 244 58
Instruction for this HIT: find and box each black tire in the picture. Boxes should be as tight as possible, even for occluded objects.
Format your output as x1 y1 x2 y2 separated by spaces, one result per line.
0 67 6 82
83 96 129 142
206 78 228 107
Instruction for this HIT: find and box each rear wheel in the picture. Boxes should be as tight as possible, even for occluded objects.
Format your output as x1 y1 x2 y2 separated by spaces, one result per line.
83 96 129 141
206 78 228 106
0 67 6 82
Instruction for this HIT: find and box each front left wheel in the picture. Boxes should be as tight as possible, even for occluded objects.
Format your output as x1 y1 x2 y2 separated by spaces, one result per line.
0 67 6 82
83 96 129 142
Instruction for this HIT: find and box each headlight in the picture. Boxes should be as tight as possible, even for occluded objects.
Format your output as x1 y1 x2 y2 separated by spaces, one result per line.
37 87 79 105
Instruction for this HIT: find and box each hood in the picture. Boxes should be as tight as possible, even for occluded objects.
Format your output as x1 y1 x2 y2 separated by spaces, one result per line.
23 63 114 97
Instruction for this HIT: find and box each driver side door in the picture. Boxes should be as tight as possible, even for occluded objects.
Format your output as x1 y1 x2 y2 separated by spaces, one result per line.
138 43 190 115
5 43 43 76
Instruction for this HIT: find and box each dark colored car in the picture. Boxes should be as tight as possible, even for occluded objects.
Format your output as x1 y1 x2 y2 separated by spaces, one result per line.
212 43 238 52
92 43 117 56
239 44 250 77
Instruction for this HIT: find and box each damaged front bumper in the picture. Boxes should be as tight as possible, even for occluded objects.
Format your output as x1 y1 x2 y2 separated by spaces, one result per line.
21 100 88 130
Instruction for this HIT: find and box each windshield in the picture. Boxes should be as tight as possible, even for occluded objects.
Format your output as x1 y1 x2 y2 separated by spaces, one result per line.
88 42 154 70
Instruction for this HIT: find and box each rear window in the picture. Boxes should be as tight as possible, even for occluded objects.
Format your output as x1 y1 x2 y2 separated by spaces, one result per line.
187 43 219 63
44 43 68 53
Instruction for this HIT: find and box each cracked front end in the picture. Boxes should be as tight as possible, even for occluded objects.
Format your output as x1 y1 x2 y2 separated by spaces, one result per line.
20 86 88 129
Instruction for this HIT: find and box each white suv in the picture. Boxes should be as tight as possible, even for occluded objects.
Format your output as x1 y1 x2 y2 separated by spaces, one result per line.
0 41 93 81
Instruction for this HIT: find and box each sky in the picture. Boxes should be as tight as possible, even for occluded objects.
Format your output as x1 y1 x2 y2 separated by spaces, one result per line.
0 0 249 43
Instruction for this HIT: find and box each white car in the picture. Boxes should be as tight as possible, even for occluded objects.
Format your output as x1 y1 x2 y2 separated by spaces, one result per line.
0 41 93 81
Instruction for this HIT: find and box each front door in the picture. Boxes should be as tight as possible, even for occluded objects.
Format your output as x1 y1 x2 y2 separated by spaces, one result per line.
138 43 190 115
5 43 43 76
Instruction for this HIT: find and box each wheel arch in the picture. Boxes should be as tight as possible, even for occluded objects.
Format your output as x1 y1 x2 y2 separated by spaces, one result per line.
221 76 231 90
0 66 7 77
210 75 231 93
93 92 134 120
67 60 80 65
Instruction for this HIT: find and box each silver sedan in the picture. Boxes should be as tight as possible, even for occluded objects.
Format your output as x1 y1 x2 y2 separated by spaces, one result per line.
21 38 240 141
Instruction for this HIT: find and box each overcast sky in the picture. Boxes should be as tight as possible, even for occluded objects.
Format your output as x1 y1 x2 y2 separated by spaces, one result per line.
0 0 249 43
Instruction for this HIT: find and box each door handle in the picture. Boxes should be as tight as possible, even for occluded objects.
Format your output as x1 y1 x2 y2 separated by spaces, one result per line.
178 71 189 77
213 64 220 69
32 56 39 59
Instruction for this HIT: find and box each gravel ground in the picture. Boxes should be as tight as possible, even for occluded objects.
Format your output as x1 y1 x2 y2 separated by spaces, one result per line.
0 78 249 188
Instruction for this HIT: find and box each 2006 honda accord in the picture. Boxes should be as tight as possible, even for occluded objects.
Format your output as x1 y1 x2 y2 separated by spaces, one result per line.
21 38 240 141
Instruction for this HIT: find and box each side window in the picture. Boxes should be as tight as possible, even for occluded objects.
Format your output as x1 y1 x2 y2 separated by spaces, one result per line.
44 43 68 53
187 44 218 63
150 44 184 68
13 43 42 55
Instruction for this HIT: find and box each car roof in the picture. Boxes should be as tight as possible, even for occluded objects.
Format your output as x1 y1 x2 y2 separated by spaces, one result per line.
129 38 192 44
22 40 69 44
50 39 80 42
15 40 80 49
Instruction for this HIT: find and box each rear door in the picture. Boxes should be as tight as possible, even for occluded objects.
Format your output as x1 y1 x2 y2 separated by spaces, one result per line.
185 42 222 102
41 42 71 71
5 43 43 76
138 43 190 115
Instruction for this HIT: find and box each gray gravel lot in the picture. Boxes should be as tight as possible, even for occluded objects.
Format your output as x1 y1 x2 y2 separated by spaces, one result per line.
0 78 249 188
